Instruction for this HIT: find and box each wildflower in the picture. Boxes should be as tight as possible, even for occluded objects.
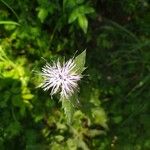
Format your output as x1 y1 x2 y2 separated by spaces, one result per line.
41 58 82 99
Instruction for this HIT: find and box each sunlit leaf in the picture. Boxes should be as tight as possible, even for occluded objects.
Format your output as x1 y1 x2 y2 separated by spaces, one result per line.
74 50 86 74
22 94 34 100
61 97 75 124
68 5 94 24
37 8 48 23
0 21 20 26
68 9 79 23
78 15 88 33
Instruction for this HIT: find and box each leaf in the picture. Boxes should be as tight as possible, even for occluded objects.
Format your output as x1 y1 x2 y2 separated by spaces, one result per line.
61 97 75 124
76 0 84 4
37 8 48 23
68 8 79 23
92 108 108 129
78 15 88 33
68 5 94 33
6 121 21 137
22 94 34 100
86 129 106 137
113 116 123 124
64 0 76 10
83 6 95 14
12 95 23 107
68 5 94 24
0 21 20 26
74 50 86 74
78 140 90 150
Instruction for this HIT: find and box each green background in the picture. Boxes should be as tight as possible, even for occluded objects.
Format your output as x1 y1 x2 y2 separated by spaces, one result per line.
0 0 150 149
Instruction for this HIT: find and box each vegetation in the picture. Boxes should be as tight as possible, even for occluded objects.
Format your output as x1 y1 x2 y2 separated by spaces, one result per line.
0 0 149 149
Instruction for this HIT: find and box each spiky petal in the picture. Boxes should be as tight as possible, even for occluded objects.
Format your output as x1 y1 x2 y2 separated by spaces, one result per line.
41 59 81 99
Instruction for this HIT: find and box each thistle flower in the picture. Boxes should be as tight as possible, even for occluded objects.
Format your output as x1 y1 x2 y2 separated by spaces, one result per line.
41 58 82 99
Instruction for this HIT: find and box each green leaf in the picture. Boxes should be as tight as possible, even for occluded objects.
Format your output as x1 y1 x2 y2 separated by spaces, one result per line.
76 0 85 4
6 122 21 137
0 21 20 26
68 9 79 23
113 116 123 124
92 108 108 129
86 129 106 137
68 5 94 24
38 8 48 23
63 0 76 9
61 97 75 124
83 6 95 14
12 95 23 107
74 50 86 74
78 15 88 33
22 94 34 100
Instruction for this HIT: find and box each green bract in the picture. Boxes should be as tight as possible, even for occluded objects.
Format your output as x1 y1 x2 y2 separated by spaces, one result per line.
61 50 86 124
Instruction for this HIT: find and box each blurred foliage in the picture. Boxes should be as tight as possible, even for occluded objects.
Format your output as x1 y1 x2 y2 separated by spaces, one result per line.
0 0 150 149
